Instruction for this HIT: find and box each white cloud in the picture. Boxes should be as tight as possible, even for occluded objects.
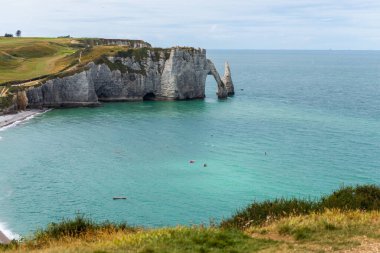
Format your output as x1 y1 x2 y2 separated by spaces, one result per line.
0 0 380 49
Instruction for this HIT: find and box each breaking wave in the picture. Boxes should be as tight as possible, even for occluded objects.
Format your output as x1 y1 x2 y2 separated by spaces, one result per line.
0 109 51 132
0 221 20 241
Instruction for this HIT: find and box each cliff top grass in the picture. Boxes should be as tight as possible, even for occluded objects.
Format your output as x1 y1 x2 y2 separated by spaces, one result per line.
0 37 153 86
0 37 78 83
1 185 380 253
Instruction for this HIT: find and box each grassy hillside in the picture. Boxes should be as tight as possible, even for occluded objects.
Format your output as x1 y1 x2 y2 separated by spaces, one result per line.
0 38 78 83
1 185 380 253
0 37 155 86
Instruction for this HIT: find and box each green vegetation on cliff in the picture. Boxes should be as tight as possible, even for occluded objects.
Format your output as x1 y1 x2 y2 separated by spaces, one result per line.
0 37 78 83
0 37 162 87
1 185 380 253
221 184 380 229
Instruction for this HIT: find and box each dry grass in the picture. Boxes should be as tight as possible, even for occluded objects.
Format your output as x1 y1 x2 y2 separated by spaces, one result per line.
247 209 380 252
3 227 278 253
1 210 379 253
53 45 128 72
0 87 9 97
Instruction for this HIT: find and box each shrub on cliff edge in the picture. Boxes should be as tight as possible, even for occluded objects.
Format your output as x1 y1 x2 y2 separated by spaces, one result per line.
221 184 380 229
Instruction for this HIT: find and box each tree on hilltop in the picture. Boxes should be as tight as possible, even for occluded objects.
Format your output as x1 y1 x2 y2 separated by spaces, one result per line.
4 33 13 37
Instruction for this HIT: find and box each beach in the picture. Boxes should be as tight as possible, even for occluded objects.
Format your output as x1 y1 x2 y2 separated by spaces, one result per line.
0 110 47 129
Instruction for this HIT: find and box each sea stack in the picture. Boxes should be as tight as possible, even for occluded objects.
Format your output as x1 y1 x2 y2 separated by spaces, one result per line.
222 62 235 96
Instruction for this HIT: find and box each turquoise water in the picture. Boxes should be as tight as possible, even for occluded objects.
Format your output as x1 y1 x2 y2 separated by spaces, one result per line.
1 50 380 235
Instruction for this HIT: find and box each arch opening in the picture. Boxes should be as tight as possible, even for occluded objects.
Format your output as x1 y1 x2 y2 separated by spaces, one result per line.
205 75 218 98
143 92 156 101
206 60 228 99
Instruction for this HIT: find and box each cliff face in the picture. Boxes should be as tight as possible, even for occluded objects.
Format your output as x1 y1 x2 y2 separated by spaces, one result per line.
26 48 234 108
27 71 99 108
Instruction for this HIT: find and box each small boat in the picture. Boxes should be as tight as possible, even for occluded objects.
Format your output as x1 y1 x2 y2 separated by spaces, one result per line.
113 197 127 200
189 160 196 164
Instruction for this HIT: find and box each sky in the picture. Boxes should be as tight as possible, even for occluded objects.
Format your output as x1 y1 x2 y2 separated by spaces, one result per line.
1 0 380 49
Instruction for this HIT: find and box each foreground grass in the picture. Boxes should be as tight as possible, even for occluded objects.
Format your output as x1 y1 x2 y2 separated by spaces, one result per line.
2 211 380 253
247 209 380 252
221 185 380 229
2 226 278 253
1 185 380 253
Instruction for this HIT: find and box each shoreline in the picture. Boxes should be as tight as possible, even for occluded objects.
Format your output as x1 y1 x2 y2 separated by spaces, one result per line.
0 229 10 244
0 109 49 130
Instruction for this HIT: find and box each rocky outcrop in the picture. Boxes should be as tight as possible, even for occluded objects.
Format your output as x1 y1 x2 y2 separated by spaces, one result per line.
0 91 28 115
27 71 100 108
222 62 234 96
159 48 208 99
26 47 234 108
16 91 28 110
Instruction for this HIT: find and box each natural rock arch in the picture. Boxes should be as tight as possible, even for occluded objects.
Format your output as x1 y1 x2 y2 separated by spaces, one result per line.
206 60 234 99
206 60 228 99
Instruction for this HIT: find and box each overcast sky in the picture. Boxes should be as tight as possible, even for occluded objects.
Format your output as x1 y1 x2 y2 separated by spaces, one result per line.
1 0 380 49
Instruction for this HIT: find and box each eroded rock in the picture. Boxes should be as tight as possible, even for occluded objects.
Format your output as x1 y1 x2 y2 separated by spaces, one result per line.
26 47 233 108
222 62 235 96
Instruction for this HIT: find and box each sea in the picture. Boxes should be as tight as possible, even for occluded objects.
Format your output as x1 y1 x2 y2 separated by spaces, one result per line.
0 50 380 236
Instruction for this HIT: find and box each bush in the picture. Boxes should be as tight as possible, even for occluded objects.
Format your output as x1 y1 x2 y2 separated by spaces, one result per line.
0 93 14 110
34 214 134 241
321 185 380 210
116 48 149 61
221 185 380 229
221 198 318 229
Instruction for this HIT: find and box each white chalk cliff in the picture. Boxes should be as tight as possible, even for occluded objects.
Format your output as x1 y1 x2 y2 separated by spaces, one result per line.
27 47 234 108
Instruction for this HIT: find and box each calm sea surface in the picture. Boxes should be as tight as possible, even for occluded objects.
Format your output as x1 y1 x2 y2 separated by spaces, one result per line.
1 50 380 235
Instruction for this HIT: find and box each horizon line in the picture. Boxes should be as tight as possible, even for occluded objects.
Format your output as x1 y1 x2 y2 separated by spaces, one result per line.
1 36 380 51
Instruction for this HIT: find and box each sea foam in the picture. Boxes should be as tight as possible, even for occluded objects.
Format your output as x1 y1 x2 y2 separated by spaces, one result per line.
0 109 51 132
0 221 20 241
